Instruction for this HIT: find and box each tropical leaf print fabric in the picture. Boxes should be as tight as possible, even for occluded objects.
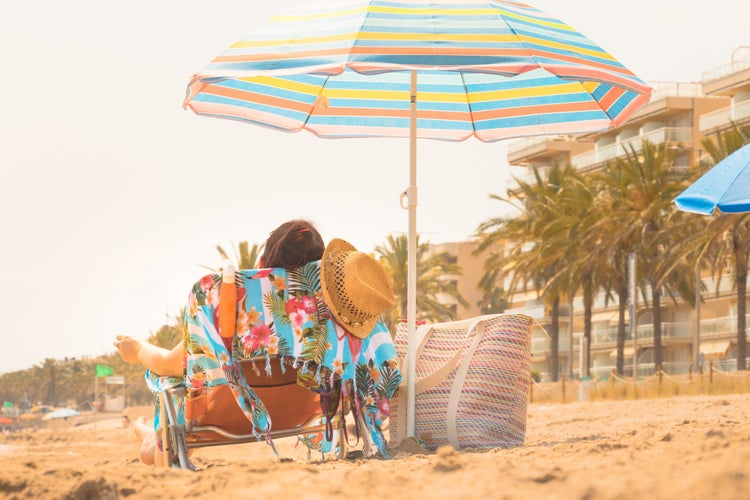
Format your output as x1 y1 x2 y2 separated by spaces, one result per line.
147 260 401 458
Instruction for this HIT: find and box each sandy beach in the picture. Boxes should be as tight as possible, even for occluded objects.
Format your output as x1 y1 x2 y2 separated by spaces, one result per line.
1 393 749 499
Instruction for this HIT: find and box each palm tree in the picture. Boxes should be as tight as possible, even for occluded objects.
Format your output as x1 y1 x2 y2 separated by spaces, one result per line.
541 166 609 377
594 161 651 376
374 233 468 332
476 164 581 381
34 358 59 406
148 308 185 349
477 286 509 315
216 241 264 270
603 141 694 371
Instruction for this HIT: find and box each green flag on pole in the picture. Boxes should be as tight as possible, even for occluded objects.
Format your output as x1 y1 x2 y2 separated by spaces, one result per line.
96 364 114 377
3 401 11 409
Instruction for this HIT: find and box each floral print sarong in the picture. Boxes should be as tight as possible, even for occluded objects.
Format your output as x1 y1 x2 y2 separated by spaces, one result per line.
146 260 401 459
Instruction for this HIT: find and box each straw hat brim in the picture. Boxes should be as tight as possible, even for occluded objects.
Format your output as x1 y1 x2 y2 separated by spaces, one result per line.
320 238 389 338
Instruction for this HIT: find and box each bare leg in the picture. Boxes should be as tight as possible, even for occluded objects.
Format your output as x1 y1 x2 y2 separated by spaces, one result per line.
133 417 157 465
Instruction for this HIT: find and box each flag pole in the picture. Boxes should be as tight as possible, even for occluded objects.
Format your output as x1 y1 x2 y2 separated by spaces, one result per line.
94 375 98 429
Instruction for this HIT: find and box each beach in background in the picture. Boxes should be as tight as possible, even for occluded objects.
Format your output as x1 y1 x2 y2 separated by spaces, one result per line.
1 393 749 499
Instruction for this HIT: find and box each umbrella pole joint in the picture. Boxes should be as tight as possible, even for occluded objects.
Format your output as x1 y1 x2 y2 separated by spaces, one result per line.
399 187 418 209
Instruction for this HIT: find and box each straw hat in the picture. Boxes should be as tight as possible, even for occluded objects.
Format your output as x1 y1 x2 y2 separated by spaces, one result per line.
320 238 395 338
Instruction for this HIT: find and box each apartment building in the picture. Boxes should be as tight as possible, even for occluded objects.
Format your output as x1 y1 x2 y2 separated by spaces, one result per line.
501 47 750 381
429 240 487 319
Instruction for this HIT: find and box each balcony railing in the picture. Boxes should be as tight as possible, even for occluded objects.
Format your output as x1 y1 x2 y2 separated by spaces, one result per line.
507 135 566 156
532 336 551 352
589 323 690 346
699 314 750 337
635 322 691 341
591 328 631 345
571 127 693 170
533 316 748 359
701 274 737 296
505 305 545 320
699 99 750 132
701 59 750 82
648 81 703 100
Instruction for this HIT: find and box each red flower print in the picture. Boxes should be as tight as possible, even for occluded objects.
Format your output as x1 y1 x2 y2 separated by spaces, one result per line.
289 311 305 329
249 323 271 351
378 396 390 416
285 298 301 317
253 269 272 279
200 275 213 292
241 335 254 356
299 295 317 314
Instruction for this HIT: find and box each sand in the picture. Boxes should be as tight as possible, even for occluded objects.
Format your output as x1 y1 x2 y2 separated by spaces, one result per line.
1 393 749 499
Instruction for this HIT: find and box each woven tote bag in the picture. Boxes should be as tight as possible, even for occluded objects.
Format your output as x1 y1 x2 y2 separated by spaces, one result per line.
389 314 533 450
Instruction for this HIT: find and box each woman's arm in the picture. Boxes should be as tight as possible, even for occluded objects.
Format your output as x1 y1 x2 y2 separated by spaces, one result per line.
114 335 183 377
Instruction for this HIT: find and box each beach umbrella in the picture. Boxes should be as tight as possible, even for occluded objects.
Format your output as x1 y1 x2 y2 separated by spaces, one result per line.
0 417 14 426
674 143 750 214
18 413 42 421
183 0 651 437
42 408 80 421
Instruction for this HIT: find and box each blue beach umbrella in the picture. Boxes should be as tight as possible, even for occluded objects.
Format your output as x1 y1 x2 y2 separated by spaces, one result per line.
674 144 750 214
42 408 80 420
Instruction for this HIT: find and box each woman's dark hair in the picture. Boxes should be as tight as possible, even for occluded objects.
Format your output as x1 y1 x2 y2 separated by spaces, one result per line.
261 219 325 269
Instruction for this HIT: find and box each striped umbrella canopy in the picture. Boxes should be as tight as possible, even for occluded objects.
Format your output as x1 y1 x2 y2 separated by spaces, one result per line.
183 0 651 438
185 1 651 140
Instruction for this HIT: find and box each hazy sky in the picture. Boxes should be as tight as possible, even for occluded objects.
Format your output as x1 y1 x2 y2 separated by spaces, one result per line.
1 1 747 374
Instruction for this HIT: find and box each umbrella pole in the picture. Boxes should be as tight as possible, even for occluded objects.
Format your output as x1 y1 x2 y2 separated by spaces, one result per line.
406 70 417 438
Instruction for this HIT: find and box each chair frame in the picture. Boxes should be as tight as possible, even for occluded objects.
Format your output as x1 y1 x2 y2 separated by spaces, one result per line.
159 355 353 469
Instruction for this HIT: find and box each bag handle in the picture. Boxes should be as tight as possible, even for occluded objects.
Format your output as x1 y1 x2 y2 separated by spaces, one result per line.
445 318 490 448
395 316 489 442
413 316 485 394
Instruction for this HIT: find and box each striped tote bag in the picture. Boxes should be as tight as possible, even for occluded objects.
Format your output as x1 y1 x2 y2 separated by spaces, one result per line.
389 314 533 450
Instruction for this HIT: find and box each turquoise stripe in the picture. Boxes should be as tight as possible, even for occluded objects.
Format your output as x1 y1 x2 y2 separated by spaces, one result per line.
219 80 318 103
308 115 474 131
605 89 640 119
476 110 608 130
469 93 598 112
192 94 309 123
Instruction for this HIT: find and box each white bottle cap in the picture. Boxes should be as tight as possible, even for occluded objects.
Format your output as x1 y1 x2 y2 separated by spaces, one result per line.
222 260 235 283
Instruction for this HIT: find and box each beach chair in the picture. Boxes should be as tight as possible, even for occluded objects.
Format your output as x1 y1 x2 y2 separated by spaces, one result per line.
149 260 402 469
159 356 348 469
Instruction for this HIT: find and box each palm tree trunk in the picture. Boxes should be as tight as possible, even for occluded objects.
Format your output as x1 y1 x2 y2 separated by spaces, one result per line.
550 296 560 382
652 285 663 371
616 284 628 376
583 283 593 378
735 240 748 370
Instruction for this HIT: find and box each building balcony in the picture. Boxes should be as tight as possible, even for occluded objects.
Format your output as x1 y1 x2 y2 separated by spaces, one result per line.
506 135 593 165
570 127 693 172
699 99 750 134
701 47 750 96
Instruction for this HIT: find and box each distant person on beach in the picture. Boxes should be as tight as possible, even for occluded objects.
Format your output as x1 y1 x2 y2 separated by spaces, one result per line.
115 219 326 464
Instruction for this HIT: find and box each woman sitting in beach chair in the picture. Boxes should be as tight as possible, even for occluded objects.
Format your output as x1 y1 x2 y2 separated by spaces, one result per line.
116 220 402 466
